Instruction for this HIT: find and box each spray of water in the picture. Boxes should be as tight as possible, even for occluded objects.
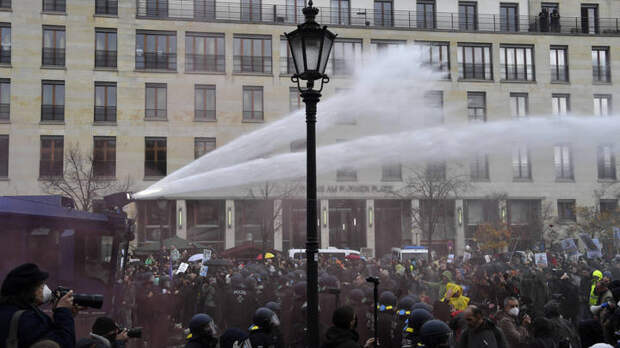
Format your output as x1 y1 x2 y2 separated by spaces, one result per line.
135 46 620 199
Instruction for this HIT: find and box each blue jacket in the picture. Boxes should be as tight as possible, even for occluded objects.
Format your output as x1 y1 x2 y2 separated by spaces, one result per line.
0 304 75 348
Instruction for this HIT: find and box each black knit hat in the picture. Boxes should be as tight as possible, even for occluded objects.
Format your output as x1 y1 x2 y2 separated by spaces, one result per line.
332 306 355 329
1 263 49 296
92 317 118 336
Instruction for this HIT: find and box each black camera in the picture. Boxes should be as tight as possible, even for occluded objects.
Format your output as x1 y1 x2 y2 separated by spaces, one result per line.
125 327 142 338
54 286 104 309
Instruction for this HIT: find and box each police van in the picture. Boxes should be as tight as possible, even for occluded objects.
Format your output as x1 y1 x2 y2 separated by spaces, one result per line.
288 247 361 260
391 246 429 262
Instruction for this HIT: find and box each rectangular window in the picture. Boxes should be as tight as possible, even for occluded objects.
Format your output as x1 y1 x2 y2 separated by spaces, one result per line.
467 92 486 122
600 199 618 214
557 199 576 221
194 0 216 20
41 81 64 122
382 163 402 181
458 1 477 30
0 135 7 177
95 0 118 15
550 46 568 82
145 0 168 18
418 41 450 78
500 3 519 32
145 137 167 177
416 0 435 29
95 29 117 68
424 90 443 125
286 0 304 23
280 38 296 75
592 47 610 83
581 4 599 34
510 93 528 118
331 0 350 25
145 83 167 120
512 146 531 179
94 82 116 122
43 0 65 12
552 94 569 117
0 1 10 9
470 153 489 180
500 45 534 81
241 0 261 21
242 86 263 121
40 135 63 177
0 25 10 65
327 39 362 76
136 31 177 71
42 27 65 67
233 36 272 73
186 33 225 72
195 85 216 121
289 87 301 112
457 44 492 80
597 144 616 180
194 137 216 159
594 94 611 117
374 0 393 27
93 136 116 178
337 140 357 181
0 79 9 120
554 144 573 180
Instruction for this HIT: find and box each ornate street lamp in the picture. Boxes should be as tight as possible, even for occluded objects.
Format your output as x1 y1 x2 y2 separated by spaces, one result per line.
285 3 336 347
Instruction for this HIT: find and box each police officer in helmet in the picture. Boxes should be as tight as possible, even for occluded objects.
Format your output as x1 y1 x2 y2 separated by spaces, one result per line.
419 320 452 348
245 307 283 348
186 313 218 348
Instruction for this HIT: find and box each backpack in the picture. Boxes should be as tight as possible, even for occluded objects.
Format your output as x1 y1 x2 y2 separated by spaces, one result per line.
6 310 25 348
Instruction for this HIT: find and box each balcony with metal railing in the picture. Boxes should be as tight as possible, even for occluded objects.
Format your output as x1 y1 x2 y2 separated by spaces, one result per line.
136 1 620 35
136 52 177 71
0 103 9 120
42 48 65 67
593 66 611 83
195 109 216 121
94 106 117 122
233 56 272 73
41 105 64 122
95 0 118 15
95 50 117 68
186 54 225 72
43 0 65 12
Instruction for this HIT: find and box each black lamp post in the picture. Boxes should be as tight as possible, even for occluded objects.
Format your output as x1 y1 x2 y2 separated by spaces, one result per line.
285 3 336 347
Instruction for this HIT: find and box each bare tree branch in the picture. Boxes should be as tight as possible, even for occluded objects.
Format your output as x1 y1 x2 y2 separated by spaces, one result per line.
40 143 134 211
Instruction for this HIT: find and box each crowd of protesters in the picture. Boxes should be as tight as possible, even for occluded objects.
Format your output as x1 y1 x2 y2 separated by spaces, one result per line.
2 244 620 348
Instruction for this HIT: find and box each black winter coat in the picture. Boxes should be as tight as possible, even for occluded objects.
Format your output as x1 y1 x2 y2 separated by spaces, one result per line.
0 304 75 348
321 327 362 348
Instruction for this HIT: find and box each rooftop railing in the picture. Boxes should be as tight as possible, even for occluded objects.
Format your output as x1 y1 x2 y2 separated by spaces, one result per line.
136 1 620 35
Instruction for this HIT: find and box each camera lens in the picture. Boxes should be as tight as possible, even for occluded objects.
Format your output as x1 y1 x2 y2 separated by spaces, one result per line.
73 294 104 309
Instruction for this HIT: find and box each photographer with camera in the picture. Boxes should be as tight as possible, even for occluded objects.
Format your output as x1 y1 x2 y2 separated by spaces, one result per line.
77 316 139 348
0 263 77 348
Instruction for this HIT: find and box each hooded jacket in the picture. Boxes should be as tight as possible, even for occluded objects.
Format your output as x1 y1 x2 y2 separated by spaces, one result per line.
441 283 470 312
457 318 507 348
321 326 362 348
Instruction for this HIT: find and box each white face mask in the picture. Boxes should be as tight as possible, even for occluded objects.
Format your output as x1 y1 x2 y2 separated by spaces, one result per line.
508 307 519 317
42 284 53 304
